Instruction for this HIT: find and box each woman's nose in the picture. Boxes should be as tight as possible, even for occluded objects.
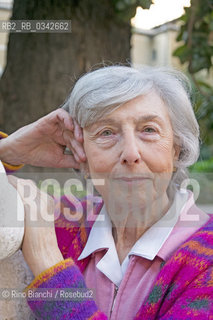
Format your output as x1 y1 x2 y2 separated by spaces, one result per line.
120 133 141 165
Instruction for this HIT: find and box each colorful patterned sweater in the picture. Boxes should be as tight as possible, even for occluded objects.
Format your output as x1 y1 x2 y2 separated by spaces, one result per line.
25 195 213 320
1 132 213 319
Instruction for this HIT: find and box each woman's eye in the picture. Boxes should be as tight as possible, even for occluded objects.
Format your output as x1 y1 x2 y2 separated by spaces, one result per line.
100 130 113 136
143 127 156 133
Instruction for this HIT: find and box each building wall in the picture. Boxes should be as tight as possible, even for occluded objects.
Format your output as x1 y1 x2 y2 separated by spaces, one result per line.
0 5 11 75
131 24 182 69
131 33 152 66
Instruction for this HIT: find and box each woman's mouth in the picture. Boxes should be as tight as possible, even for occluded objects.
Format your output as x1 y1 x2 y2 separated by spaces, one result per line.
113 176 151 182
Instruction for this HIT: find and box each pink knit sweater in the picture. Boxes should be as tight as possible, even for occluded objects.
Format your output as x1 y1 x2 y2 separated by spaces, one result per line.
26 195 213 319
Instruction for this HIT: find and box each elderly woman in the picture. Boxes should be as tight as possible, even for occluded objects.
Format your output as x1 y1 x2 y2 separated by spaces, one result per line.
0 65 212 320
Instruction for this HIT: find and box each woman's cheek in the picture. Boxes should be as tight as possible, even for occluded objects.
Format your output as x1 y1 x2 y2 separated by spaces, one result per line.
143 141 174 173
86 148 113 174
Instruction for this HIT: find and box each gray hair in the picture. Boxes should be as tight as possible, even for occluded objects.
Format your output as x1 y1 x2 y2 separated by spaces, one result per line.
62 65 200 189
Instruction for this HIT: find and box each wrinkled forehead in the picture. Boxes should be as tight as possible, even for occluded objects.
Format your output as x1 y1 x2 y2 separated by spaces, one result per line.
84 92 171 130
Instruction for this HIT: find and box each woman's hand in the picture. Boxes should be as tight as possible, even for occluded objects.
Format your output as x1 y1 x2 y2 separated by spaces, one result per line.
0 109 86 168
8 175 64 277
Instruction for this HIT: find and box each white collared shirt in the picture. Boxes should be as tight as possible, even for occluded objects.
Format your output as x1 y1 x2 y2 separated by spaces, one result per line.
78 190 188 286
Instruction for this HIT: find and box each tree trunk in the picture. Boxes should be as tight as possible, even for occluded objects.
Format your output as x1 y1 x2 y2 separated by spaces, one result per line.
0 0 131 133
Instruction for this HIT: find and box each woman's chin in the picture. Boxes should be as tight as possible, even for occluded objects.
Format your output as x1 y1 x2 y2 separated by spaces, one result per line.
106 191 154 211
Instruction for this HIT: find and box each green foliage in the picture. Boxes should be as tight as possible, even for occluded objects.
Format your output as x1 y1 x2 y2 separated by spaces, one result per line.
174 2 213 73
174 0 213 156
113 0 152 21
190 158 213 173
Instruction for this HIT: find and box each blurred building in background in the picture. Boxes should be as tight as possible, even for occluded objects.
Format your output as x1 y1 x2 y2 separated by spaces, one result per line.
131 20 181 68
0 0 12 75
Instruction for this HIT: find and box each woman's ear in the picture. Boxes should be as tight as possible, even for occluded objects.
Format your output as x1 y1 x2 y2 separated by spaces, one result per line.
80 161 90 179
173 144 180 162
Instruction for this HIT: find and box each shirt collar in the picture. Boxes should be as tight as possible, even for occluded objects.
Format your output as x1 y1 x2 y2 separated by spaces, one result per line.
78 206 123 285
125 189 189 261
78 189 188 262
78 206 113 260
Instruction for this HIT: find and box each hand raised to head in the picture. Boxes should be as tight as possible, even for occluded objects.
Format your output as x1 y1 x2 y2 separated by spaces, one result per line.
0 109 86 168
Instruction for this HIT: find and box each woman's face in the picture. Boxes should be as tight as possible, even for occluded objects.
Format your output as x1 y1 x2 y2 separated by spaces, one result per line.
83 91 179 214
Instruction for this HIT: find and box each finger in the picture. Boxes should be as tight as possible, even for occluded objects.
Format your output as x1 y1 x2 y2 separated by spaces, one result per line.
63 130 86 162
57 155 80 169
44 109 74 131
74 119 84 142
69 137 86 162
74 153 80 163
65 143 81 164
56 109 74 131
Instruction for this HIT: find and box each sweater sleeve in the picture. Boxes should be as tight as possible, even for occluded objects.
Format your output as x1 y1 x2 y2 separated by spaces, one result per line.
0 131 24 173
26 258 107 320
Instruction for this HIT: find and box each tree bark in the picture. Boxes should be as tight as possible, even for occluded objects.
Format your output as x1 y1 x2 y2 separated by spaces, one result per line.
0 0 131 133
